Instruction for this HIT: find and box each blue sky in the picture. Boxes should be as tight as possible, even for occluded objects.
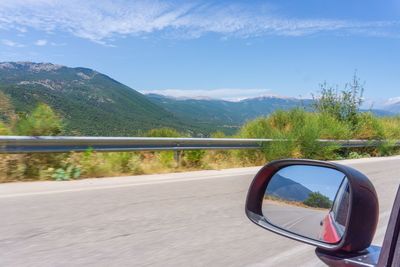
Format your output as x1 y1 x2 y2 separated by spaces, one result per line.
0 0 399 105
276 165 345 201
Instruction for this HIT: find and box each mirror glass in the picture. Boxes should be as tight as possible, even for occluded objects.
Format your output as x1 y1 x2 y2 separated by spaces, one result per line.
262 165 350 244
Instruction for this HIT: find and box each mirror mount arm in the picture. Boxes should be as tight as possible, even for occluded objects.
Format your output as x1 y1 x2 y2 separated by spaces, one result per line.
315 246 381 267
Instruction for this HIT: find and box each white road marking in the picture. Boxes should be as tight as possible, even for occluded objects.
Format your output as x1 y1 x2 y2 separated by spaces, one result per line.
0 172 253 199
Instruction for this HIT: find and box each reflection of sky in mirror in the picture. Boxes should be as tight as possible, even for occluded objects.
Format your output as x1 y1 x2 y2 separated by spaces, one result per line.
276 165 346 200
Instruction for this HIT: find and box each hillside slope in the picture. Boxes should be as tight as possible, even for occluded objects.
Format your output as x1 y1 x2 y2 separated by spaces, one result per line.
0 62 201 136
147 94 314 126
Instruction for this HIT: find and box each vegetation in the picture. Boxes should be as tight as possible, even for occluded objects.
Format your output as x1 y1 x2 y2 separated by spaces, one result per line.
313 73 364 128
0 102 399 182
303 192 333 209
0 71 400 183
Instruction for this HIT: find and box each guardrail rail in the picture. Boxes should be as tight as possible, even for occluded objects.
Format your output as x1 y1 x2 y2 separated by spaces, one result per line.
0 136 399 154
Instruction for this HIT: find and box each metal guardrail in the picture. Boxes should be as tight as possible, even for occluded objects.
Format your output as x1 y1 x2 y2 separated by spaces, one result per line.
0 136 399 153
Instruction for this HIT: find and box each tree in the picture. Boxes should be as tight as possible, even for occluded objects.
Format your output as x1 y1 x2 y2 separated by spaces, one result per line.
303 192 332 209
15 104 63 136
313 72 364 128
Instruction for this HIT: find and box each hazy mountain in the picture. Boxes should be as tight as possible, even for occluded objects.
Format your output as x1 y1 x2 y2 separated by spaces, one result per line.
0 62 203 136
266 173 312 202
148 94 397 127
147 94 314 126
385 101 400 114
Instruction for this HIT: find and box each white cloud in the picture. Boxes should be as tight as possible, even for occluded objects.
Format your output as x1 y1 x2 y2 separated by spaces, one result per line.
0 1 399 44
34 39 47 46
140 88 284 101
385 97 400 106
1 39 24 47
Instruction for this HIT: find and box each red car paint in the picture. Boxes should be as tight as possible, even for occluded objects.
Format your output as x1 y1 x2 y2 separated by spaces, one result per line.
322 213 340 243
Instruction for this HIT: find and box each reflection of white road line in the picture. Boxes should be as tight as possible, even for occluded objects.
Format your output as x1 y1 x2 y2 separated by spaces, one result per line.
282 216 307 229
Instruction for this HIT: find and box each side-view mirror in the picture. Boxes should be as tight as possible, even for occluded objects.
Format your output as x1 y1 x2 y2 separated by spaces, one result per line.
245 159 379 254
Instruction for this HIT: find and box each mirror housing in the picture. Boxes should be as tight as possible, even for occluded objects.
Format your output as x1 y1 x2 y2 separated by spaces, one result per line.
245 159 379 253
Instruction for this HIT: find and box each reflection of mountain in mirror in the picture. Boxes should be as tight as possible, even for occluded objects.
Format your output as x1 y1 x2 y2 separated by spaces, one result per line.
266 173 312 202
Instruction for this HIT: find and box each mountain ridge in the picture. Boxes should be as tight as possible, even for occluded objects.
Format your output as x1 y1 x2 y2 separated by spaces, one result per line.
0 62 205 136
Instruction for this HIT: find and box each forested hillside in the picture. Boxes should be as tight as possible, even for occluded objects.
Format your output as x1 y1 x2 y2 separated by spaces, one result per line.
0 62 203 136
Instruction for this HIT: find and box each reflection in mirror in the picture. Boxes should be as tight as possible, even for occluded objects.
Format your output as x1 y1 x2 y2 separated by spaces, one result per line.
262 165 350 244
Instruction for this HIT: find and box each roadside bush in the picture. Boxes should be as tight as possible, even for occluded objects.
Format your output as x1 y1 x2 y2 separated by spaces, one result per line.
239 109 339 161
0 121 11 135
313 73 364 128
303 192 333 209
146 127 181 168
380 116 400 139
184 150 206 167
15 103 63 136
353 113 385 139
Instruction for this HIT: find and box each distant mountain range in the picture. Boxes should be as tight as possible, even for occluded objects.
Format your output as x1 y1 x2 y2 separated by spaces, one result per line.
147 94 397 128
0 62 398 136
147 93 314 128
386 101 400 114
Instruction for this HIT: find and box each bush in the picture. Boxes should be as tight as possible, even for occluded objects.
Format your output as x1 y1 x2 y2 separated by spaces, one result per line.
0 121 11 135
313 73 364 128
15 103 63 136
184 150 206 167
303 192 332 209
239 109 339 161
145 127 182 168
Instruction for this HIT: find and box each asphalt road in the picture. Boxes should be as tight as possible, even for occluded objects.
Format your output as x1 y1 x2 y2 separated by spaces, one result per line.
263 202 328 241
0 156 399 267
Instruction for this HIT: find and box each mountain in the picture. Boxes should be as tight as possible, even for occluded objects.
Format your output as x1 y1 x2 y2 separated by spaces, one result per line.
148 94 397 128
385 102 400 114
0 62 204 136
147 94 314 127
266 173 312 202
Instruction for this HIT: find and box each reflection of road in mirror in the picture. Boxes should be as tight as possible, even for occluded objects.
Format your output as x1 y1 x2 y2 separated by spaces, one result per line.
262 199 328 241
261 165 348 244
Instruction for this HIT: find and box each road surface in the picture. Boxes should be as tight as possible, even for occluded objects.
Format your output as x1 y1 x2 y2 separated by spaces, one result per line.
0 156 399 266
263 202 328 241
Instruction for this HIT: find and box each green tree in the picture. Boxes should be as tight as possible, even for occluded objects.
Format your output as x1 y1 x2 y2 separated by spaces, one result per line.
16 103 63 136
303 192 333 209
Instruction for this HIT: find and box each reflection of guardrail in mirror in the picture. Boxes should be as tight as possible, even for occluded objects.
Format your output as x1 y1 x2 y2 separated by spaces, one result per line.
0 136 399 153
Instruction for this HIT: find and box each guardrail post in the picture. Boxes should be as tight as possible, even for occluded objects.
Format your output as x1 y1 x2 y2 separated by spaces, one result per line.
174 150 182 168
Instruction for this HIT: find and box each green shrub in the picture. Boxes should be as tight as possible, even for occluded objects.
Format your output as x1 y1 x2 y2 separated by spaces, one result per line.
239 109 339 160
313 73 364 128
51 164 81 181
303 192 332 209
0 122 11 135
353 113 385 139
184 150 206 167
15 103 63 136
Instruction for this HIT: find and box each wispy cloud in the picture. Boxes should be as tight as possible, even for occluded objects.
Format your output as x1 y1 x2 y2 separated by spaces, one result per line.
141 88 283 101
0 0 399 45
1 39 25 47
34 39 47 46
